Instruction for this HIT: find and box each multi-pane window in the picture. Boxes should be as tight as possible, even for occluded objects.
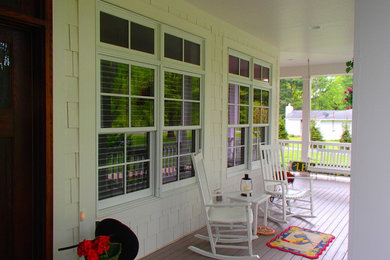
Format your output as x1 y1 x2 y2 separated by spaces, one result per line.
227 50 272 170
229 55 249 77
164 34 201 65
252 88 270 161
162 71 201 188
97 4 203 206
100 11 155 54
98 59 155 201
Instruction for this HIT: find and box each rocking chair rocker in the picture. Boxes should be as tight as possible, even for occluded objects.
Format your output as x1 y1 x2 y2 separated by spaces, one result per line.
189 153 260 259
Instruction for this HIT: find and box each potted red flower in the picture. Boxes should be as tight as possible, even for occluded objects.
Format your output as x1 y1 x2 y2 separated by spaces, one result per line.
77 236 121 260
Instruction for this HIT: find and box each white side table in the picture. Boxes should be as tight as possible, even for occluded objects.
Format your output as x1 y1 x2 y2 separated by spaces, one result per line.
225 192 270 235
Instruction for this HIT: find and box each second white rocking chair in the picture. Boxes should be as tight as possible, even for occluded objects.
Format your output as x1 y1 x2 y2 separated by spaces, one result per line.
189 153 259 259
259 144 315 223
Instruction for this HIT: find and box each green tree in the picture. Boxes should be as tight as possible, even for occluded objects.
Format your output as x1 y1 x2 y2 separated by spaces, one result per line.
310 120 323 141
339 126 352 143
311 75 353 110
278 115 289 140
279 78 303 118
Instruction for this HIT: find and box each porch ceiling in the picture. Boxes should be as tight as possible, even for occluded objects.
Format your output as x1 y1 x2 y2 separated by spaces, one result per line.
184 0 354 68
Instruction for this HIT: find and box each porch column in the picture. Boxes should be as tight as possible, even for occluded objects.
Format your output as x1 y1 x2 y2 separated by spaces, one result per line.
301 74 311 162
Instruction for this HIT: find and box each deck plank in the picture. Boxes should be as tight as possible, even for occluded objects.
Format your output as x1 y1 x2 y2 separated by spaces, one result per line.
139 176 350 260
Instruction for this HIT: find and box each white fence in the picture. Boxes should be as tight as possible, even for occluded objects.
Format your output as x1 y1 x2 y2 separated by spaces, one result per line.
279 140 351 175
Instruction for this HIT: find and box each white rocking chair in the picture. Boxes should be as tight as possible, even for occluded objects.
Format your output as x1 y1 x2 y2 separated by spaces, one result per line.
189 153 260 259
259 145 315 223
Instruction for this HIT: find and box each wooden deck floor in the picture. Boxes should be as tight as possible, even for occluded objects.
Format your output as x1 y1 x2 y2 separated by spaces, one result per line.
140 175 350 260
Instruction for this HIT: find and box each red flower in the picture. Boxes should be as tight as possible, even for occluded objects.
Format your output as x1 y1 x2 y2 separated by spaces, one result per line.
93 236 111 255
87 249 99 260
344 91 347 94
77 240 93 257
77 236 111 258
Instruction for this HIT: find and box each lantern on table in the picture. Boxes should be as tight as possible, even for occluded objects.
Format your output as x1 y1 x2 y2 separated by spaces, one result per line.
240 174 253 197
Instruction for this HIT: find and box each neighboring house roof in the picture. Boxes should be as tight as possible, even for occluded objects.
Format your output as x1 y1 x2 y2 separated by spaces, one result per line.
286 110 352 120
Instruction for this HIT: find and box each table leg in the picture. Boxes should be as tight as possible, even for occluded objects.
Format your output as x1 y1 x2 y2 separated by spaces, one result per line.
264 199 268 226
253 202 258 235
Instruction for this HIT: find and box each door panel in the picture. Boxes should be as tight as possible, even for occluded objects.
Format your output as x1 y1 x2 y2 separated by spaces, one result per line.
0 25 37 259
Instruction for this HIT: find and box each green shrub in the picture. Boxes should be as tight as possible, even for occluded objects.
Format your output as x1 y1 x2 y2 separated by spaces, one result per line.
279 116 289 140
310 120 323 141
340 127 352 143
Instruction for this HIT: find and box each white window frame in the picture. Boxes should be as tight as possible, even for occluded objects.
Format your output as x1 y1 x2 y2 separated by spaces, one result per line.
227 49 272 174
96 1 204 209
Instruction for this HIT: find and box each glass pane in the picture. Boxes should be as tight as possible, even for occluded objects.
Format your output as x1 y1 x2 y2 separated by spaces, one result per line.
252 127 261 144
237 128 246 146
164 33 183 61
184 75 200 101
101 60 129 95
262 67 270 82
239 106 249 124
253 107 261 124
162 157 178 184
261 127 267 144
179 130 195 154
261 108 269 124
183 102 199 126
0 42 11 108
163 131 178 157
164 72 182 99
179 155 194 180
228 105 239 125
227 148 234 168
126 132 149 162
262 90 269 106
253 88 261 105
240 86 249 105
98 166 124 200
100 12 129 48
227 128 235 148
131 65 154 96
126 162 149 193
235 147 245 166
229 55 239 75
228 83 239 104
131 98 154 127
240 59 249 77
254 64 262 80
184 40 200 65
98 134 125 167
164 101 182 126
252 144 259 161
130 22 154 54
101 96 129 128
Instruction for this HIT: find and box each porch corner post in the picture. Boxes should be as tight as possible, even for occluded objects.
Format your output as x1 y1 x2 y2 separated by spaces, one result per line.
301 74 311 162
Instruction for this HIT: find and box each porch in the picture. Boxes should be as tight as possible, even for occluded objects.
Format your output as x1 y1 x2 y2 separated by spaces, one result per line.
140 176 350 259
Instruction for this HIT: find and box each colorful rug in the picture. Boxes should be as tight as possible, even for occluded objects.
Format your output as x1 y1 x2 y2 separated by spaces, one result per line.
267 226 335 259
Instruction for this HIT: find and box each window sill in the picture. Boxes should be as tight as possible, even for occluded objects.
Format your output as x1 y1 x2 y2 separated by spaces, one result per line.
97 195 161 219
159 182 198 199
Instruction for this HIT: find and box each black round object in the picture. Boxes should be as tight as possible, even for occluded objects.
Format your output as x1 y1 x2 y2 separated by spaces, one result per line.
95 218 139 260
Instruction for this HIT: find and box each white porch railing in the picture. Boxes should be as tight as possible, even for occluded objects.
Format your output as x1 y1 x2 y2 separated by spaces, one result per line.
279 139 351 175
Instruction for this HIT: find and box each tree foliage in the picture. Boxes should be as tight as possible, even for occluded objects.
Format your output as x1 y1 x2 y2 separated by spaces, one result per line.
279 78 303 118
311 75 353 110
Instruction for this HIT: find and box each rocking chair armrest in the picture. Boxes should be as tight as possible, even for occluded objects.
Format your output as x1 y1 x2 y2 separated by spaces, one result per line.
264 180 285 185
204 202 251 208
291 176 313 180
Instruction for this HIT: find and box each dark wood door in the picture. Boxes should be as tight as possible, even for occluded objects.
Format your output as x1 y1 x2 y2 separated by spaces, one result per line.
0 24 46 259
